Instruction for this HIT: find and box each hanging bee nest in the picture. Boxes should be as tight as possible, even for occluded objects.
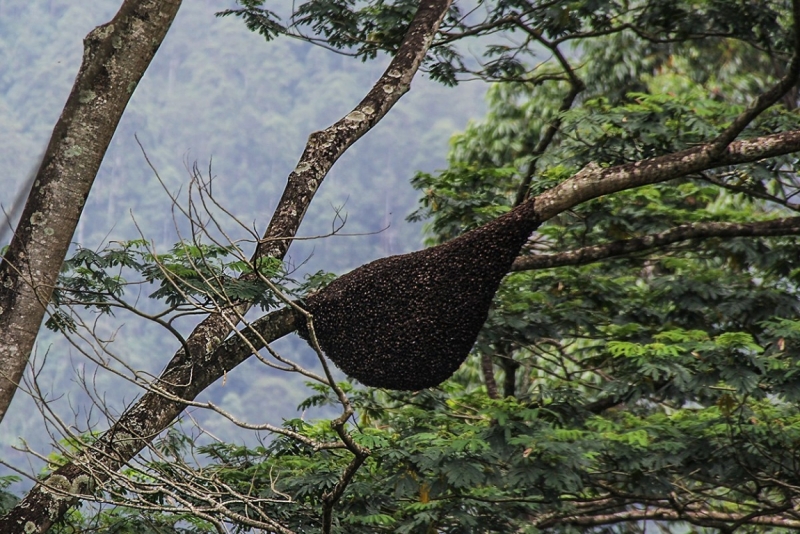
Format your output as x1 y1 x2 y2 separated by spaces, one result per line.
296 198 539 390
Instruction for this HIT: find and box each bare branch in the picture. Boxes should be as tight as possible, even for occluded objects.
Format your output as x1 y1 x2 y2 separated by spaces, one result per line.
700 171 800 211
321 453 369 534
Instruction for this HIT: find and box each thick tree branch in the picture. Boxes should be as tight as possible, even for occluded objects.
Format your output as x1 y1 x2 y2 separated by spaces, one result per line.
512 217 800 271
0 2 453 532
533 129 800 221
256 0 453 261
527 0 800 222
0 0 183 426
0 306 298 534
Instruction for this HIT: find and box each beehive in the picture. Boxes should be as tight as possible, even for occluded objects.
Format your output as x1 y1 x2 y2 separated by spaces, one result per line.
296 198 539 390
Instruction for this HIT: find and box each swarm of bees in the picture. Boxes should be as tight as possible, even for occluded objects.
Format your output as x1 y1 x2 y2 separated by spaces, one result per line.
296 199 539 390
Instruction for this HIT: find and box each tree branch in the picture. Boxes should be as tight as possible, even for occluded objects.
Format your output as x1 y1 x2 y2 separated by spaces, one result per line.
533 129 800 222
700 171 800 211
256 0 454 261
513 19 585 206
512 217 800 271
0 0 183 426
480 353 500 399
706 0 800 157
6 7 800 530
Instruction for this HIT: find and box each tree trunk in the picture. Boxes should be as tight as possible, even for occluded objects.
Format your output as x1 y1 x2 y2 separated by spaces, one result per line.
0 0 183 425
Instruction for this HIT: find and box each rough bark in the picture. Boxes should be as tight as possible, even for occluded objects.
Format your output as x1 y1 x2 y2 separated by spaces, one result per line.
481 353 500 399
534 130 800 222
0 0 183 425
256 0 454 261
0 1 452 531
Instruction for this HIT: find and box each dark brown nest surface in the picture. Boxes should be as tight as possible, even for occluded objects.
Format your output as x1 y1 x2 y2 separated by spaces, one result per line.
296 199 539 390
